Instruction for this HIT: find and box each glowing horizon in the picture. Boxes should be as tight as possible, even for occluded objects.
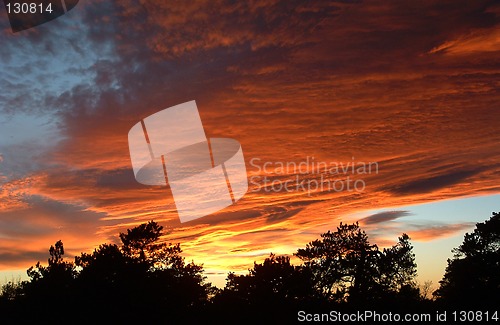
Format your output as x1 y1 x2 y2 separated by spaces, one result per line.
0 0 499 290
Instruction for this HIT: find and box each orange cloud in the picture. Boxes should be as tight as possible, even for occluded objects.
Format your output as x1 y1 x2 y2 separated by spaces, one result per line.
429 27 500 55
0 0 499 282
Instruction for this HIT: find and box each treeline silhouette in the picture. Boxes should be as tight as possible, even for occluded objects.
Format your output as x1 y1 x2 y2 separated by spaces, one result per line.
0 212 498 324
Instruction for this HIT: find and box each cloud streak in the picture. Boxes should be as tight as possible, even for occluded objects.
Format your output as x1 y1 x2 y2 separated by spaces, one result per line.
360 210 412 225
0 0 498 279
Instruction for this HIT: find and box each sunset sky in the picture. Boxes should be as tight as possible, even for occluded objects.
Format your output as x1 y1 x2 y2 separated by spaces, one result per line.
0 0 499 288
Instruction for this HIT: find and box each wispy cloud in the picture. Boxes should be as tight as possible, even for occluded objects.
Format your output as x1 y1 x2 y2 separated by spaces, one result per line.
0 0 498 276
360 210 412 225
407 222 476 242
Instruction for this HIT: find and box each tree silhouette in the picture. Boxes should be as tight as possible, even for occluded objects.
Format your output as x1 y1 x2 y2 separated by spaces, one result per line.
214 253 318 323
0 221 213 323
120 221 164 264
222 254 315 304
12 240 77 322
379 234 419 299
3 216 495 322
74 221 212 322
74 243 133 311
0 278 23 302
26 240 76 283
434 211 500 308
295 223 380 303
296 222 419 306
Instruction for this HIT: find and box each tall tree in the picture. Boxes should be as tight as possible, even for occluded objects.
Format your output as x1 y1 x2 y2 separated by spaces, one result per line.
295 222 380 303
119 221 184 271
25 240 75 290
19 240 77 322
434 212 500 307
75 221 212 322
379 234 417 292
295 223 418 305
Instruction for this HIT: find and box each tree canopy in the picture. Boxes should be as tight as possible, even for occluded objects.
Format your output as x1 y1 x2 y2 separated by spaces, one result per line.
1 214 496 323
295 222 418 306
3 221 212 323
434 211 500 307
